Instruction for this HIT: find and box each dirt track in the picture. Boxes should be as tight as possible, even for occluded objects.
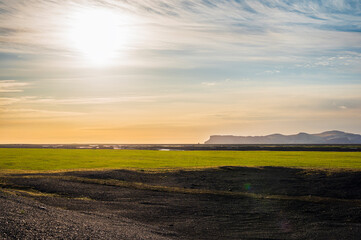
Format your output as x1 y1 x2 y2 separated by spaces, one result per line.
1 167 361 239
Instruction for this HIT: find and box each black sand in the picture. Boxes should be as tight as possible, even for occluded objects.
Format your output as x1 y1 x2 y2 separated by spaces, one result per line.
1 167 361 239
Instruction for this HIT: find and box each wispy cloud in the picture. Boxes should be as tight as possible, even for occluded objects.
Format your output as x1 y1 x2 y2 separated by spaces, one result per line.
0 80 30 92
0 97 21 105
0 0 360 60
0 95 165 106
201 82 217 87
0 107 84 118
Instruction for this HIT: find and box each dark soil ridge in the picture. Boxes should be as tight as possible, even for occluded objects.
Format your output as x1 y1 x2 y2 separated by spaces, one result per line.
8 166 360 199
3 174 361 205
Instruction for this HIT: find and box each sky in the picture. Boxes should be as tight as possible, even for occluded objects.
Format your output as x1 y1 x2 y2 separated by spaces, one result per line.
0 0 360 144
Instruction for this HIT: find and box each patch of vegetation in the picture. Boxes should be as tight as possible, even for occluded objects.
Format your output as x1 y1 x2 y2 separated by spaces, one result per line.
0 148 360 171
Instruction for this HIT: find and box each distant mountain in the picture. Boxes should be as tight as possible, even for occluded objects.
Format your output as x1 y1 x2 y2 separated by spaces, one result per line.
204 131 361 144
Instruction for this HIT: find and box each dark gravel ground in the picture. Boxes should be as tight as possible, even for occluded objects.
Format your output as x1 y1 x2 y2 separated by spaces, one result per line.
0 190 176 240
1 166 361 239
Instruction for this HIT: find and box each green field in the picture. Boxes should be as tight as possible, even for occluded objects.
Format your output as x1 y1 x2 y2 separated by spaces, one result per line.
0 148 361 171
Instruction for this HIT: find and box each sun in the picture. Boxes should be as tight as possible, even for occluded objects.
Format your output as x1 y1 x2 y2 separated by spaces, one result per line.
68 8 130 66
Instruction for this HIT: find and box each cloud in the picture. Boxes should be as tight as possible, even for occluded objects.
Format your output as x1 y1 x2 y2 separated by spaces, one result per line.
201 82 217 87
0 0 360 61
0 80 30 92
0 107 84 118
0 97 21 105
0 95 162 106
264 70 281 74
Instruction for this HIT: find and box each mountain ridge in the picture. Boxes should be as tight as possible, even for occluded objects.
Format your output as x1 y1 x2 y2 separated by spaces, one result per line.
204 131 361 144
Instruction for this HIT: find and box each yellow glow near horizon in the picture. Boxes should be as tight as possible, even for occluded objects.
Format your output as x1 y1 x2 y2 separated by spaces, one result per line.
68 8 131 66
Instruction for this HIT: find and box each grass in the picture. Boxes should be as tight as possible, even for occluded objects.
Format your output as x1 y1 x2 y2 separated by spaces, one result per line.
0 148 361 171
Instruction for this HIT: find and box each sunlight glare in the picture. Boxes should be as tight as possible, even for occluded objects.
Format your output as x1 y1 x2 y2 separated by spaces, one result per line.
69 8 131 66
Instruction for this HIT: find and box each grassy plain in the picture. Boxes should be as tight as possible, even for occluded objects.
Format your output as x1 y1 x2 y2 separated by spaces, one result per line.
0 148 361 171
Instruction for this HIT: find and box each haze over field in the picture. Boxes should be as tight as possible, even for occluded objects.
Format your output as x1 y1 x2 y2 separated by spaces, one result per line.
0 0 360 143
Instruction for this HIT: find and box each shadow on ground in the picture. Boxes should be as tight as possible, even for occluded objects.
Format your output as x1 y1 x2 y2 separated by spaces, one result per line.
1 166 361 239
